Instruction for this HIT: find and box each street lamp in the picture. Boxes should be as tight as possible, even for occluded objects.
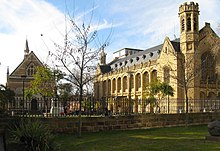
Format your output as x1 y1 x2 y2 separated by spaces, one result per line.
21 75 27 117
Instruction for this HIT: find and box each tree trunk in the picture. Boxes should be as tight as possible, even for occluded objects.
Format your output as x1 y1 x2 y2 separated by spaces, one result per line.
185 88 189 126
78 85 83 137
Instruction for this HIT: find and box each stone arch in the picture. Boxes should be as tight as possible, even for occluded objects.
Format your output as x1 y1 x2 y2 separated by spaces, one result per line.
151 69 157 82
31 99 38 111
108 79 111 95
112 78 116 93
123 76 127 92
103 80 107 95
135 73 141 91
143 71 149 90
207 92 216 100
117 77 121 93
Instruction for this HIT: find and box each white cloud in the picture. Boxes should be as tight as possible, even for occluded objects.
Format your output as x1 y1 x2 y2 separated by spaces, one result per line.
0 0 65 84
0 0 115 85
0 0 219 84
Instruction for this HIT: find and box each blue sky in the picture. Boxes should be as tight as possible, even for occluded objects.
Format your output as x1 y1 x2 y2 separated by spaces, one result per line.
0 0 219 84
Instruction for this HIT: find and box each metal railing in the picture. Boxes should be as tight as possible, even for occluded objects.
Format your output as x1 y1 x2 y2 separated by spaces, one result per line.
4 98 220 117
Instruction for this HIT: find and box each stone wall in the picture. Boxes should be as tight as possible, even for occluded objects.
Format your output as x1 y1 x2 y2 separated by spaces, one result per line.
39 112 220 133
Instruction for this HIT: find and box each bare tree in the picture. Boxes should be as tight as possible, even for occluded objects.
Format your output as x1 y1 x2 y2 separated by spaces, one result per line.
50 9 111 137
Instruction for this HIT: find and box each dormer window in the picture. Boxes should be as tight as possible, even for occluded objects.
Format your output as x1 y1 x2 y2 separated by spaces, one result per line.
157 50 161 54
115 64 118 68
130 59 133 63
125 60 128 65
142 55 146 59
149 52 153 57
120 62 123 66
136 57 139 61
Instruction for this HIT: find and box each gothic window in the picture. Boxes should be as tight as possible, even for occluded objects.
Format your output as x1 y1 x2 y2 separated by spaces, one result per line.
181 19 185 32
193 17 197 31
201 51 216 82
123 76 127 92
151 70 157 82
143 71 149 89
187 17 191 31
108 79 111 95
103 80 106 96
117 77 121 93
27 64 35 76
112 78 116 93
163 66 170 84
135 73 141 91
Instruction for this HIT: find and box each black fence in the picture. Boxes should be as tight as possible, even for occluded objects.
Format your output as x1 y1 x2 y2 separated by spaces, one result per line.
4 98 220 117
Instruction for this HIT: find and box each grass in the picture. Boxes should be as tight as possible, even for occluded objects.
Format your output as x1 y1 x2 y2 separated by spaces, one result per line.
54 125 220 151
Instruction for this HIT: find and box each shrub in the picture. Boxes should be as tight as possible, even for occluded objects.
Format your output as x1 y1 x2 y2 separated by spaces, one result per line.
7 118 59 151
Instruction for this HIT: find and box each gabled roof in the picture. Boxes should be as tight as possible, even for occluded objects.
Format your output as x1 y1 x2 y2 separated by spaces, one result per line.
10 51 44 76
199 22 219 38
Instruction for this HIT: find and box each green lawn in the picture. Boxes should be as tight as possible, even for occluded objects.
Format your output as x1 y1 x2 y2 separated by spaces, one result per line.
55 125 220 151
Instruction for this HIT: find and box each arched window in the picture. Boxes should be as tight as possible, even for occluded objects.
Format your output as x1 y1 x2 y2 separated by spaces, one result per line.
187 17 191 31
27 64 35 76
181 19 185 32
163 66 170 84
201 52 216 82
135 73 141 91
123 76 127 92
108 79 111 95
117 77 121 93
151 70 157 82
103 80 106 96
143 71 149 89
112 78 116 93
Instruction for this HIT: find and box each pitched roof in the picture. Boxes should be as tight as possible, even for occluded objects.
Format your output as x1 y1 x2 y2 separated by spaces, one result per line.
108 39 180 71
98 39 180 74
9 51 44 76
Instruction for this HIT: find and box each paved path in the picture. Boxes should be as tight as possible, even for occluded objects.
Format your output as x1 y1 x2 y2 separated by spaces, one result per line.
0 135 5 151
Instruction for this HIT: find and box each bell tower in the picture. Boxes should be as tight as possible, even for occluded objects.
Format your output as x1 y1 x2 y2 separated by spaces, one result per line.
179 2 201 105
179 2 199 54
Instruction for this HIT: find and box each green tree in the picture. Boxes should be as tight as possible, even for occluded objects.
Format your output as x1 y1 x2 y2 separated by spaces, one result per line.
0 84 15 114
25 66 55 114
145 80 174 113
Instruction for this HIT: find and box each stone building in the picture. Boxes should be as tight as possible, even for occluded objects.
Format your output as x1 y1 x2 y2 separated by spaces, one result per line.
7 40 45 111
94 2 220 114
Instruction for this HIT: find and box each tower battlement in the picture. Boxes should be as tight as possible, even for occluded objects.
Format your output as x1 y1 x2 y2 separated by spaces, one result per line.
179 2 199 14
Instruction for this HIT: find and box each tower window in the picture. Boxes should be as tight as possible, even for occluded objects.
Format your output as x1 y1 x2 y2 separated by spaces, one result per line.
181 19 185 32
193 17 197 31
187 17 191 31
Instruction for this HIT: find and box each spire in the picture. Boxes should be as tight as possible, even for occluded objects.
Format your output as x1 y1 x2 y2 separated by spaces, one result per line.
100 49 106 65
24 39 30 58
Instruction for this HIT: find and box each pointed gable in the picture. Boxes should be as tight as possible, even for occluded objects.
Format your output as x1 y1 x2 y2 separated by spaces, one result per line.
10 51 44 77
